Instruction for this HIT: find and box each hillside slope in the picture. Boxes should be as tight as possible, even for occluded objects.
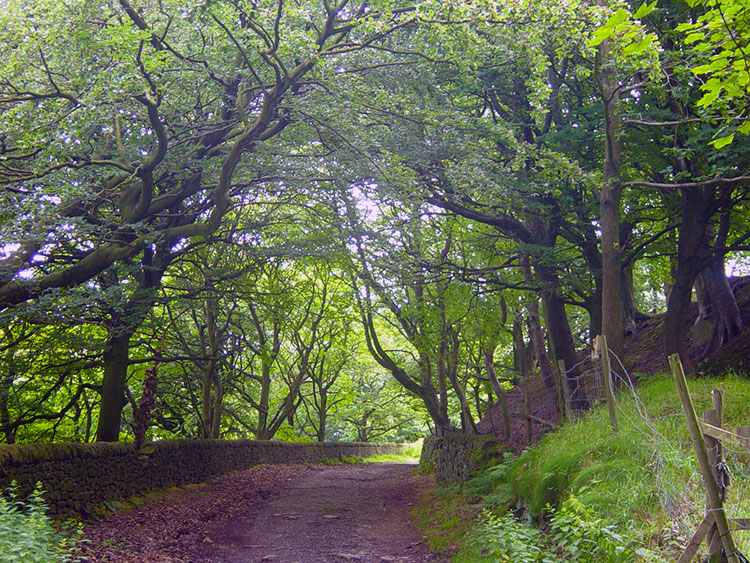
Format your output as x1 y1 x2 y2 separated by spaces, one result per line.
624 276 750 376
478 276 750 446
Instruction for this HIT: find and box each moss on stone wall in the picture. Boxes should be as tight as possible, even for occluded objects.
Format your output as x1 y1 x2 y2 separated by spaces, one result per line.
420 433 502 484
0 440 413 518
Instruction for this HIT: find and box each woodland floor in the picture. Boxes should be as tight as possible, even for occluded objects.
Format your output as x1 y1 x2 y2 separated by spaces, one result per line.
78 463 444 563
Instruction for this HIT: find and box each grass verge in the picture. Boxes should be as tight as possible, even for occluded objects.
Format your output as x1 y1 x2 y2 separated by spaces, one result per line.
416 373 750 561
322 443 423 464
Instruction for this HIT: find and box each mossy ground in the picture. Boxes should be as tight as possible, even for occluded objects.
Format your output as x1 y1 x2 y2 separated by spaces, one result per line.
412 484 481 558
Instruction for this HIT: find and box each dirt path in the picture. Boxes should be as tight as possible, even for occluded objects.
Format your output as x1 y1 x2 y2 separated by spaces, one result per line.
199 463 444 563
80 463 444 562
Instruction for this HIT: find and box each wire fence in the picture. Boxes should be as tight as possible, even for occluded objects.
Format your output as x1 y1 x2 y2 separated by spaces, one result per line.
478 354 610 449
479 338 750 562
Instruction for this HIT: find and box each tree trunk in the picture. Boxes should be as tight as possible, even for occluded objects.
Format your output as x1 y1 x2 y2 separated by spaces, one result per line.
538 284 578 373
200 364 219 439
695 273 712 322
95 246 168 442
484 347 505 402
540 290 587 406
133 368 158 450
664 267 696 374
584 293 603 341
360 307 452 436
519 258 556 387
525 300 556 388
436 357 449 431
663 189 714 374
257 362 272 439
96 330 132 442
697 257 743 357
621 260 648 334
484 348 511 440
317 391 327 442
599 31 625 361
444 327 476 434
0 371 15 444
422 380 453 436
601 183 624 359
512 316 530 379
210 371 222 439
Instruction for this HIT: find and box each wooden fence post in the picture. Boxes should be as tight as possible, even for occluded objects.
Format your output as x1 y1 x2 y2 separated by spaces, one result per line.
597 335 619 434
711 388 725 503
554 361 565 422
737 427 750 466
559 359 573 419
669 354 739 563
524 391 533 444
500 390 511 441
703 391 724 560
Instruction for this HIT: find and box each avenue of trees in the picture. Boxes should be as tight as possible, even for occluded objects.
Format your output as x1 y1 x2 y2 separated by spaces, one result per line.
0 0 748 443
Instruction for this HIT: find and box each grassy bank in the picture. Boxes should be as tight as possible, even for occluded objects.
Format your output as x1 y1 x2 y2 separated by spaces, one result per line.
416 373 750 561
321 442 423 465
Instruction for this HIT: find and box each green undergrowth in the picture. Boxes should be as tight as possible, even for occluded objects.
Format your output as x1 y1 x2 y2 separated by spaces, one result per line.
417 373 750 561
363 443 422 463
361 452 420 463
0 483 83 562
320 454 365 465
323 443 422 465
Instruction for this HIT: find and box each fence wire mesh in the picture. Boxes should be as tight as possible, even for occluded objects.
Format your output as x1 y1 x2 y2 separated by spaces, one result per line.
478 345 750 561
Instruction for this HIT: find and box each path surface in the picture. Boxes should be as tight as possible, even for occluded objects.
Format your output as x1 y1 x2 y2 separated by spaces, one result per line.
199 463 444 563
80 463 444 562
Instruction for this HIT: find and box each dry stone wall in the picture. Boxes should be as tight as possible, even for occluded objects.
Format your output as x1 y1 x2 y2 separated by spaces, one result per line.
420 433 502 484
0 439 412 517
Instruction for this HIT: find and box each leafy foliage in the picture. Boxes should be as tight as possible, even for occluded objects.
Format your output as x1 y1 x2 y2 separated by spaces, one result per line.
676 0 750 146
547 496 644 562
0 483 82 562
469 509 555 563
0 0 748 482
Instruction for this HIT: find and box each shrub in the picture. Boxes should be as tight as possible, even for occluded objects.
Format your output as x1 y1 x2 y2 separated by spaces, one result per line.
468 509 556 563
547 495 647 563
0 483 82 562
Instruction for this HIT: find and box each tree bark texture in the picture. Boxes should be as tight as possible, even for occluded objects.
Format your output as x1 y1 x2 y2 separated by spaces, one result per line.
663 189 712 374
598 33 625 361
696 256 743 357
96 330 132 442
519 258 557 388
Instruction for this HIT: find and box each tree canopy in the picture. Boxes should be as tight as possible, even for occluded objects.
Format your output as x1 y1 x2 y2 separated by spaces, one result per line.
0 0 748 444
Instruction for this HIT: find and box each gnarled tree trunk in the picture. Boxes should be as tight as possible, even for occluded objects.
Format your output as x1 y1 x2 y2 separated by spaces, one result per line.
663 188 714 375
97 329 133 442
695 256 743 358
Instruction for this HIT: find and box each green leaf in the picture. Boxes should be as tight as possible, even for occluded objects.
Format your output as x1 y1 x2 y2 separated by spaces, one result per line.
607 8 631 27
737 121 750 135
633 1 657 19
710 133 735 148
589 29 611 47
676 22 698 31
589 7 632 47
623 36 653 56
697 90 720 108
693 59 728 74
